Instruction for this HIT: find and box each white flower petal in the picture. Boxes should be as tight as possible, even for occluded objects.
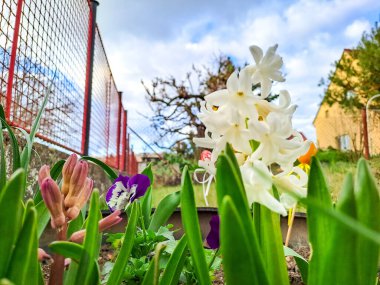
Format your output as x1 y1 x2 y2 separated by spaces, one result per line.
249 45 263 64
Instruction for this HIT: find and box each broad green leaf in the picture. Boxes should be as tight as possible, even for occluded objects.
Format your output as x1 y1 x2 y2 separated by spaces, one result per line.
254 203 289 285
220 196 267 285
355 158 380 285
49 241 84 262
81 156 117 181
180 166 211 285
75 190 101 285
300 197 380 245
307 157 333 285
283 246 308 282
0 115 20 172
6 204 37 285
320 173 358 284
50 159 65 179
0 119 6 191
107 202 138 285
148 191 180 232
141 243 166 285
141 163 154 184
35 200 50 239
67 211 85 239
215 150 268 283
0 169 25 276
224 143 244 186
160 235 188 285
141 164 154 227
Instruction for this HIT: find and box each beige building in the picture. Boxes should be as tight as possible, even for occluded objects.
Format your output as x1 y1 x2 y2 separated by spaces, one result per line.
313 50 380 155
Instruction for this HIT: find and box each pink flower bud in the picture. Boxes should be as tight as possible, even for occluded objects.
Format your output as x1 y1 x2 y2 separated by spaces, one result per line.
41 178 65 229
38 165 50 189
61 154 78 196
200 150 212 161
66 178 93 220
99 210 123 232
64 160 89 208
69 210 122 243
38 248 52 262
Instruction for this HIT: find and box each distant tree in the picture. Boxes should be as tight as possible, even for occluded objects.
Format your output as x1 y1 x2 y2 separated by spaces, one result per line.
142 55 237 156
322 23 380 110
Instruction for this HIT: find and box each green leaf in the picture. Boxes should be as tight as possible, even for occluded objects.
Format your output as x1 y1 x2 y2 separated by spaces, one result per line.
49 241 84 262
107 202 139 285
0 116 20 172
81 156 117 181
215 149 268 283
180 166 211 285
0 169 26 276
35 200 51 239
320 173 358 284
220 196 267 285
160 235 188 285
19 82 52 173
141 163 154 184
5 204 37 285
283 246 308 282
354 158 380 285
0 119 6 191
148 191 180 232
141 164 154 227
67 211 85 239
141 243 166 285
254 203 289 285
307 157 333 285
75 190 101 285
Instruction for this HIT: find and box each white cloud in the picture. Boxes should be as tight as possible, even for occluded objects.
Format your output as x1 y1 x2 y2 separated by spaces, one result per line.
344 19 371 40
97 0 380 152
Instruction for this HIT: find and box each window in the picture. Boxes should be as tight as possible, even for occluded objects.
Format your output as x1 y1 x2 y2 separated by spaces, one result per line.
339 135 351 151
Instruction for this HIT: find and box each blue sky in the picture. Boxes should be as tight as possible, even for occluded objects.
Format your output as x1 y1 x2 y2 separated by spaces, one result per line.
97 0 380 153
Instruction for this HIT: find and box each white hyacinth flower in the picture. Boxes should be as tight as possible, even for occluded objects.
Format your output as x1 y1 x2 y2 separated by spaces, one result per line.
248 44 285 98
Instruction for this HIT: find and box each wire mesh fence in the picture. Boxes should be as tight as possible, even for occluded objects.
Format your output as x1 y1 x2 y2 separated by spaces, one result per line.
0 0 138 173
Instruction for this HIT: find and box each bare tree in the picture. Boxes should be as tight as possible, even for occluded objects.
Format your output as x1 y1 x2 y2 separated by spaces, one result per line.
142 55 237 156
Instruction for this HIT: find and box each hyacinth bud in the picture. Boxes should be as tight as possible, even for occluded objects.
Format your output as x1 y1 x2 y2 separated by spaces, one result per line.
61 154 78 196
41 178 65 229
200 150 212 161
64 160 89 208
38 248 52 262
66 178 93 220
69 210 122 243
38 165 50 189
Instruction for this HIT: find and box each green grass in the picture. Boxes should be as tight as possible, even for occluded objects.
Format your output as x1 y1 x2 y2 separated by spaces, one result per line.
153 157 380 210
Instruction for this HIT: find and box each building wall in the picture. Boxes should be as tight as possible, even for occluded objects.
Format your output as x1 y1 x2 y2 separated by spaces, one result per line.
314 102 380 155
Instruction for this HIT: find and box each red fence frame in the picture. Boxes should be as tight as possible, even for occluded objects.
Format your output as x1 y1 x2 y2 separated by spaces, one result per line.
0 0 138 174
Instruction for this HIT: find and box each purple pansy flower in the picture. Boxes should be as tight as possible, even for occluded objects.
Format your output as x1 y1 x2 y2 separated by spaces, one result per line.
206 215 220 249
106 174 151 211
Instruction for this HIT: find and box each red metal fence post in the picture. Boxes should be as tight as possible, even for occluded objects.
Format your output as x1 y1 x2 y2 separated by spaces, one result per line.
81 0 99 155
116 91 122 169
5 0 24 121
121 110 127 171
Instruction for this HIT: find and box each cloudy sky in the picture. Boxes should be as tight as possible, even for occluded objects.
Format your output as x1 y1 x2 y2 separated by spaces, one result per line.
96 0 380 153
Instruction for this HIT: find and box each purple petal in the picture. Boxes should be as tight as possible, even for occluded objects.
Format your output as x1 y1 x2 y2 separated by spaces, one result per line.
114 174 130 188
105 175 130 211
206 215 220 249
128 174 151 202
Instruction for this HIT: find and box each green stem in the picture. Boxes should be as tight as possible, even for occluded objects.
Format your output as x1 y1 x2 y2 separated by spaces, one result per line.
137 202 147 242
208 248 220 270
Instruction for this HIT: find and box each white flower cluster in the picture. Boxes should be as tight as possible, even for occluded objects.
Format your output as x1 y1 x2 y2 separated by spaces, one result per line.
194 44 311 216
